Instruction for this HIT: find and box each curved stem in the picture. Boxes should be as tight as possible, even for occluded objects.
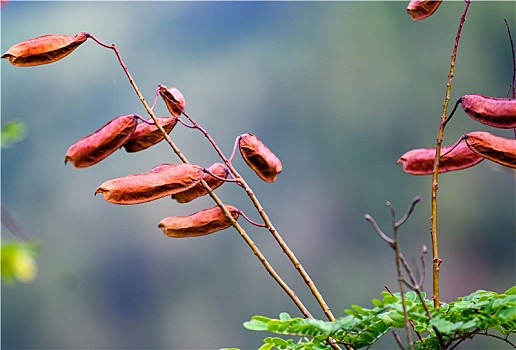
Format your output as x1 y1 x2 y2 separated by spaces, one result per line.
86 33 313 319
430 0 470 309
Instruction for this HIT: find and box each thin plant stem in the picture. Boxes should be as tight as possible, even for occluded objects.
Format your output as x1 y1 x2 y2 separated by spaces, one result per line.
1 205 30 241
504 18 515 99
176 103 337 323
387 201 414 350
430 0 470 309
85 33 314 320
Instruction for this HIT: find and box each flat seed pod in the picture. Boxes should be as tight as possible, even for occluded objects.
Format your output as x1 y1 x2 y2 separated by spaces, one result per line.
95 164 204 204
1 32 88 66
123 117 177 152
159 205 239 238
239 133 282 182
397 141 484 175
407 0 442 20
461 94 516 129
465 131 516 169
172 162 229 203
65 114 137 168
158 85 185 117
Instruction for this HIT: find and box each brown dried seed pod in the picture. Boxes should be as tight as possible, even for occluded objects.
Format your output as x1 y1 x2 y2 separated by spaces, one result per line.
159 205 239 238
158 85 185 117
65 114 137 168
407 0 442 20
397 141 484 175
464 131 516 169
239 133 282 182
123 117 177 152
1 32 88 66
460 94 516 129
172 162 229 203
95 164 204 205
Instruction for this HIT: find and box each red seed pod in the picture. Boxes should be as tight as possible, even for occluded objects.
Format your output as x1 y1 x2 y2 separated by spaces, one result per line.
123 117 177 152
464 131 516 169
397 141 484 175
239 133 282 182
172 162 229 203
95 164 204 205
460 94 516 129
407 0 442 21
1 32 88 66
65 114 137 168
159 205 239 238
158 85 185 117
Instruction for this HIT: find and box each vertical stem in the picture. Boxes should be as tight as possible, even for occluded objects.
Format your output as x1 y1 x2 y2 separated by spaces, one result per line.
430 0 470 309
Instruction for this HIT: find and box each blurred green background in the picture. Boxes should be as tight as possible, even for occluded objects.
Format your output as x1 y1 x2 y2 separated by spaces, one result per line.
2 1 515 349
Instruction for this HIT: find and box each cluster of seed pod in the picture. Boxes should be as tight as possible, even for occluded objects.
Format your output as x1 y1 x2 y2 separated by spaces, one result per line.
400 0 516 174
2 32 284 238
398 94 516 175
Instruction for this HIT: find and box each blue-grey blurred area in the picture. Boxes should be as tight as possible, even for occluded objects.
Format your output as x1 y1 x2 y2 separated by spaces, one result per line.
1 2 515 349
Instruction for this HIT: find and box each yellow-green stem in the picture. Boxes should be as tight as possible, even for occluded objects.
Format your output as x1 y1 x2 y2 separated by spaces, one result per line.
431 0 470 309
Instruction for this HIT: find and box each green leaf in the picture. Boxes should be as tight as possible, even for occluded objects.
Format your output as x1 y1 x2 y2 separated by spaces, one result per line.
505 286 516 295
279 313 291 322
1 120 26 148
430 317 455 333
1 240 39 284
244 319 270 331
371 298 383 307
258 343 274 350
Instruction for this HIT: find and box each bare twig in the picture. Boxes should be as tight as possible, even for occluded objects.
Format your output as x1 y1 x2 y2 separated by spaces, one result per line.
1 205 30 241
392 330 406 350
504 18 515 99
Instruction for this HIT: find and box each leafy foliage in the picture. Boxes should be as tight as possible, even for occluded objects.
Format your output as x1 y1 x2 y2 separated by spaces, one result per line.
238 288 516 349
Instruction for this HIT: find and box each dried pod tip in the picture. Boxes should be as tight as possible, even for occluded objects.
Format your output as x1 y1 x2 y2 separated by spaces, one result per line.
407 0 442 21
159 204 240 238
2 32 88 66
239 133 282 182
158 85 186 117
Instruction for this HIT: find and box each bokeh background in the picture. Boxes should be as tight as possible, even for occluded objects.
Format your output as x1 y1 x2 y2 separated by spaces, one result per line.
2 1 515 349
